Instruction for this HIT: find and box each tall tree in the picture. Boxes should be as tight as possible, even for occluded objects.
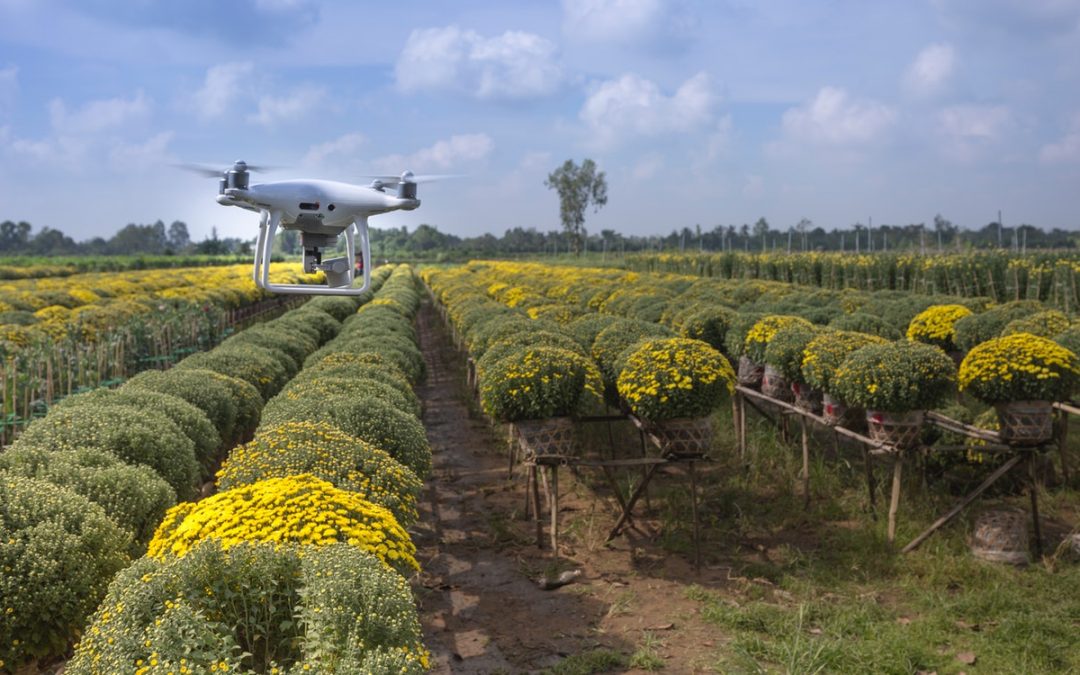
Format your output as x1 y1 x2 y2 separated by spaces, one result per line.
753 217 770 252
168 220 191 251
545 158 608 255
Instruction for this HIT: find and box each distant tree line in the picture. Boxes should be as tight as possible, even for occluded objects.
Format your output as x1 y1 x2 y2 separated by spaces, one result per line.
0 220 252 256
2 214 1076 260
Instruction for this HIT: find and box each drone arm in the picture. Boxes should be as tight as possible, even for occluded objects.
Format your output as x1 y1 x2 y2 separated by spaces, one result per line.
261 210 281 291
356 215 372 292
253 210 269 288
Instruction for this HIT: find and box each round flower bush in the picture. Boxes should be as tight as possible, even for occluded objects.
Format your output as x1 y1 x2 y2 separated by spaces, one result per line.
801 330 888 393
12 403 200 500
566 313 624 352
1 476 131 670
762 324 823 381
282 375 422 418
1001 310 1070 339
828 312 902 340
832 341 957 412
906 304 972 352
306 294 364 321
217 421 422 527
261 395 432 479
223 323 319 373
67 541 428 674
592 319 673 388
480 346 603 422
0 445 175 549
304 351 414 396
679 305 737 353
743 315 814 363
175 343 291 400
958 333 1080 404
476 331 587 381
307 334 424 383
276 305 342 343
953 300 1043 352
616 338 736 421
148 474 417 574
123 368 240 444
723 312 765 359
200 369 265 442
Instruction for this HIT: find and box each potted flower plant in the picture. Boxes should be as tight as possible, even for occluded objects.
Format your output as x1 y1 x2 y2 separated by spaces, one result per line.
906 304 972 361
762 324 823 411
958 332 1080 445
801 330 887 426
617 337 736 455
743 315 813 398
832 341 957 449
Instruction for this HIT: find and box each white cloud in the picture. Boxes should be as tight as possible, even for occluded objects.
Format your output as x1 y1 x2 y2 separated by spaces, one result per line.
1039 114 1080 162
938 104 1011 138
302 132 366 167
580 72 716 149
372 133 494 173
781 86 896 145
193 62 253 119
248 86 324 126
396 26 562 100
562 0 694 46
632 154 664 180
49 90 150 135
904 43 955 96
109 131 174 168
0 65 17 117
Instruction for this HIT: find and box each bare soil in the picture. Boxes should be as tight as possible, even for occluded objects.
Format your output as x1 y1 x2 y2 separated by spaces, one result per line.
412 301 736 674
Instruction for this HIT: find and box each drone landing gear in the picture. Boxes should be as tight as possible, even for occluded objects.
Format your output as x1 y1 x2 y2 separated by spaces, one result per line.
252 211 372 296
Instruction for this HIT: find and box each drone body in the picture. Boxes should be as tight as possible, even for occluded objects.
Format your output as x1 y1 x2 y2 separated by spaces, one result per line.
203 161 428 296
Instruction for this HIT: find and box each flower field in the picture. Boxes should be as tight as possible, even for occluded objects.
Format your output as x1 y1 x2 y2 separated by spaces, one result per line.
1 264 434 673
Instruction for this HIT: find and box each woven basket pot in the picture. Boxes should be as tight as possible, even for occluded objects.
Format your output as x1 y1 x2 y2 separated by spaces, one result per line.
866 409 924 450
761 365 794 402
737 356 764 388
995 400 1054 446
971 508 1030 566
791 381 823 414
512 417 576 458
649 416 714 457
822 393 865 429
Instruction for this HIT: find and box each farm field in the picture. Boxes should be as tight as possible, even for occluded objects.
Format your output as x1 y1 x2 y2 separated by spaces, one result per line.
1 255 1079 674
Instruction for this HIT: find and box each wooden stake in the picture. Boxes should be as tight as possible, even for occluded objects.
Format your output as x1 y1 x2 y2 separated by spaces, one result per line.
800 415 811 510
887 453 903 544
550 466 559 556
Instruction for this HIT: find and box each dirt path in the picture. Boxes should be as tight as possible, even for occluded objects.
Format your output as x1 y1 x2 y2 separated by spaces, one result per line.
412 300 735 674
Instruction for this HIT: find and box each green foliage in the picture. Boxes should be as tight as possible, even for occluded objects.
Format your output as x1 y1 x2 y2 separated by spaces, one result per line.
12 402 200 500
592 319 673 388
282 374 422 418
479 346 604 422
67 541 428 674
801 330 888 393
123 367 239 443
763 324 823 381
223 323 319 374
305 294 364 321
744 315 814 363
0 445 175 550
307 334 425 383
724 312 765 358
545 158 609 254
832 341 957 412
276 305 342 344
476 331 586 381
261 394 432 479
175 342 290 400
566 313 627 351
303 351 413 395
679 305 737 353
828 312 902 339
953 300 1044 352
0 476 130 669
1001 309 1070 339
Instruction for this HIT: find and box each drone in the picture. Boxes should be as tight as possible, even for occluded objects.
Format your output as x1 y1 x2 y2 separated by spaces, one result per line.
184 160 442 295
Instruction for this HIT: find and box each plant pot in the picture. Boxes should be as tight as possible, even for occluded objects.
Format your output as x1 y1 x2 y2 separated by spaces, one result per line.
648 416 714 457
865 409 924 450
737 356 764 388
761 365 794 402
822 393 864 429
512 416 576 458
791 381 823 414
970 508 1030 566
994 400 1054 446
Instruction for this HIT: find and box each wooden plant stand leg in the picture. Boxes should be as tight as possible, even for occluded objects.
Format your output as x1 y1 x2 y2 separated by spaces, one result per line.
1057 409 1071 483
507 425 516 480
887 452 904 544
531 464 543 548
862 443 878 520
689 460 702 574
550 465 560 557
607 463 663 541
800 416 811 510
732 396 744 462
1028 451 1043 559
901 453 1024 553
638 428 653 514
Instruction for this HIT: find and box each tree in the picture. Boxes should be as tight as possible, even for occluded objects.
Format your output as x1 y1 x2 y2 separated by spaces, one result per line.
168 221 191 251
753 217 770 252
545 159 608 255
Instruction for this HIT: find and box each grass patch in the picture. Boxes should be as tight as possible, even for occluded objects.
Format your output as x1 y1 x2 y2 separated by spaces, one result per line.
544 648 628 675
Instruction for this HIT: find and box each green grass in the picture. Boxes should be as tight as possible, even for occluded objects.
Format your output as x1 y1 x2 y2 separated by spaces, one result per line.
544 648 628 674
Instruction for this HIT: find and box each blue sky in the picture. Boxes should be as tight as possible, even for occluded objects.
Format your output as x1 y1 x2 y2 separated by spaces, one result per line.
1 0 1078 242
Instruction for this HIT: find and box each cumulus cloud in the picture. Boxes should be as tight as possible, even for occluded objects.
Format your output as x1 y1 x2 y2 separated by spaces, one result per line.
193 62 253 119
372 133 494 173
248 86 324 126
904 43 955 96
1039 114 1080 162
936 104 1012 161
109 131 175 168
49 90 151 135
302 132 366 167
562 0 696 47
580 72 717 149
396 26 562 100
780 86 896 145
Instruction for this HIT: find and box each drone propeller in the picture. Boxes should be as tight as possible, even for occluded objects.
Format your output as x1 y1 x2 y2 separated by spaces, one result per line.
362 172 460 187
173 161 282 177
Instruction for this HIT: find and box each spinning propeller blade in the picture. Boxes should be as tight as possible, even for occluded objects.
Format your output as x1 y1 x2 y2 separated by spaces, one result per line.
173 161 283 177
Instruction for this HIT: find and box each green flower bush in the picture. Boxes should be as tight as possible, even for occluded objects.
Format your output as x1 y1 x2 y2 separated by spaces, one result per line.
217 421 422 527
801 330 888 393
958 333 1080 403
567 313 627 351
307 334 424 382
763 324 823 381
12 403 200 500
906 304 973 352
743 315 814 363
304 351 413 395
476 331 586 381
592 319 673 388
832 341 957 412
261 395 432 479
953 300 1043 352
1 476 130 670
223 323 319 373
281 374 422 418
723 312 765 359
617 338 735 421
1055 325 1080 356
1001 310 1070 339
305 294 364 321
67 541 428 674
176 343 290 400
828 312 902 339
679 305 737 353
123 368 240 444
276 304 342 343
0 446 175 549
479 346 603 422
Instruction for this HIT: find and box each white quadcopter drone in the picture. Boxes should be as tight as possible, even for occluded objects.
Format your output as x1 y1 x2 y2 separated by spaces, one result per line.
186 160 442 295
